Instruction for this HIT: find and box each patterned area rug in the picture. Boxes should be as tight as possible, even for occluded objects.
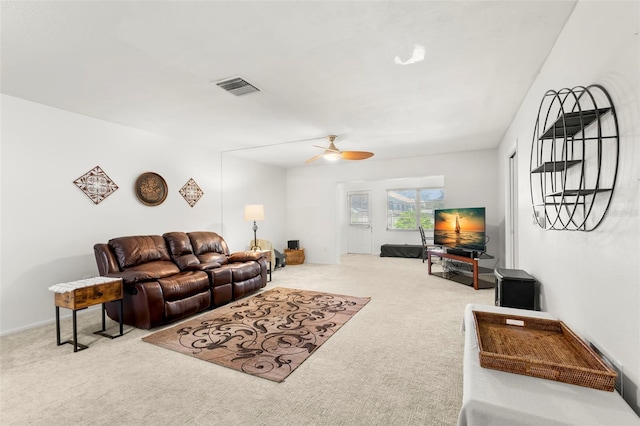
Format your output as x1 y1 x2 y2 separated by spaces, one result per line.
142 287 370 382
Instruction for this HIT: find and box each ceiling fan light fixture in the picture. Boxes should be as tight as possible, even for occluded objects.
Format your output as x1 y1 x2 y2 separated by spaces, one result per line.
324 152 341 161
304 135 374 164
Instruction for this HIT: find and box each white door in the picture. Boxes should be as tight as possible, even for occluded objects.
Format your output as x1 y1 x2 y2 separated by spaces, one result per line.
347 191 372 254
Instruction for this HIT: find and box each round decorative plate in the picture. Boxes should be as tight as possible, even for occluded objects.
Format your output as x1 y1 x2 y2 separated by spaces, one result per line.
135 172 168 206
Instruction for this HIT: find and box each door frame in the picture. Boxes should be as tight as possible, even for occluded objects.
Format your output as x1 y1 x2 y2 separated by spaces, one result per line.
508 149 519 268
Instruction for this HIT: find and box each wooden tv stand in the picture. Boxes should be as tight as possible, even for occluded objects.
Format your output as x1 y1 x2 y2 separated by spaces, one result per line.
427 250 493 290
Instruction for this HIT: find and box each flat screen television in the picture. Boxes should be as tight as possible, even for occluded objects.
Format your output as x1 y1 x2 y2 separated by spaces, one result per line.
434 207 486 253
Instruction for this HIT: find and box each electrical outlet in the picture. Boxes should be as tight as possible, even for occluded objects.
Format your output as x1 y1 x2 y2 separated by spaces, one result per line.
590 342 623 396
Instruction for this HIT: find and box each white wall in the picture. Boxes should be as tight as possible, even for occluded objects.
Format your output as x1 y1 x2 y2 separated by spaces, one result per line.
340 175 445 251
498 1 639 413
286 149 499 265
220 153 288 253
0 95 226 334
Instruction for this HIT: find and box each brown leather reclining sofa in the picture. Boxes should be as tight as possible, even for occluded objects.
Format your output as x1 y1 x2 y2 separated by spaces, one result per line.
94 231 267 329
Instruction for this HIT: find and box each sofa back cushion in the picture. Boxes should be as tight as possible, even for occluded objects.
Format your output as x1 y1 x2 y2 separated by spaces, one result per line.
163 232 201 270
188 231 229 264
109 235 171 270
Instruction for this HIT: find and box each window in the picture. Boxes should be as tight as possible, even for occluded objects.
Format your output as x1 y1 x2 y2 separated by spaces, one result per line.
387 188 444 230
349 192 370 225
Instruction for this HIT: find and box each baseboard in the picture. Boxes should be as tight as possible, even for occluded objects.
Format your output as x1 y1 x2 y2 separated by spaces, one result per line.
0 305 101 337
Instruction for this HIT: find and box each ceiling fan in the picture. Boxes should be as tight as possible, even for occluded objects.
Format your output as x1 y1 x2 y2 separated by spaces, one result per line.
305 135 374 164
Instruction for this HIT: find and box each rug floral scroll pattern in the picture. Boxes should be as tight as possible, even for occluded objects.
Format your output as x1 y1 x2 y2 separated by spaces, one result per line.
142 287 370 382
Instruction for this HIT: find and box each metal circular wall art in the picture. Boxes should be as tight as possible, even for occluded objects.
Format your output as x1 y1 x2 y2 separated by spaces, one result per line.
135 172 168 206
530 84 619 231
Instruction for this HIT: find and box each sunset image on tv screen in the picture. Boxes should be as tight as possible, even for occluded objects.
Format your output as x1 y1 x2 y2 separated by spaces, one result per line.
434 207 486 251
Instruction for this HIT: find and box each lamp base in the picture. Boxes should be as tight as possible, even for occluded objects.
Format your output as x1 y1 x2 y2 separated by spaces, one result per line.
251 221 261 251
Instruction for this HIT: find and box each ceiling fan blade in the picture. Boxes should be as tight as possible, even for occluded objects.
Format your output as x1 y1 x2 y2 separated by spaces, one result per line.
341 151 374 161
305 154 325 164
305 135 374 164
313 144 341 153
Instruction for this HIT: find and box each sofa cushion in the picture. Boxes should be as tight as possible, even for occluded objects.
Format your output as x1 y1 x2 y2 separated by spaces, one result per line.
165 291 210 323
173 255 200 270
188 231 230 258
232 275 262 299
109 261 180 284
109 235 170 269
158 271 209 302
163 232 200 270
226 262 261 283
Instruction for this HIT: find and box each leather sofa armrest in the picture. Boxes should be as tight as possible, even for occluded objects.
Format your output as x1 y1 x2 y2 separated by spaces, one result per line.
129 281 164 328
94 243 120 275
184 262 221 271
102 260 179 285
103 271 146 286
228 251 263 263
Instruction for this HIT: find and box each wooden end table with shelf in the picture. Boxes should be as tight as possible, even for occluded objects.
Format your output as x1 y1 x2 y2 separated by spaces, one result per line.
257 250 272 282
49 277 124 352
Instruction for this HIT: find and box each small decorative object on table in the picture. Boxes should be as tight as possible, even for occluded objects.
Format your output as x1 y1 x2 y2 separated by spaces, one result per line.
284 248 305 265
49 277 124 352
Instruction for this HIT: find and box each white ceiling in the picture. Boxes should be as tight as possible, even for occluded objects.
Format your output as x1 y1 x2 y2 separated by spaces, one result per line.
1 1 577 168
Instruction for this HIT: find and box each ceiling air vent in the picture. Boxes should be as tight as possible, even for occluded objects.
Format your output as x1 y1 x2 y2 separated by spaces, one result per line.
215 77 260 96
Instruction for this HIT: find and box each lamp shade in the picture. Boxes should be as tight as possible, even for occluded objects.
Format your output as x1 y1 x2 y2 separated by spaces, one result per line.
244 204 265 221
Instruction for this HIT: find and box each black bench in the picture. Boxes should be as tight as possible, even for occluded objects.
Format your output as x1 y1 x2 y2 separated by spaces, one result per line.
379 244 424 259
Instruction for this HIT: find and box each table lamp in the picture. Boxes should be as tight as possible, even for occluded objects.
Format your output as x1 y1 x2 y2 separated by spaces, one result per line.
244 204 265 251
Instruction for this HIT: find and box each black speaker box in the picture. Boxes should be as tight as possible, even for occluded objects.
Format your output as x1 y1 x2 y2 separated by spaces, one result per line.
287 240 299 250
494 268 537 310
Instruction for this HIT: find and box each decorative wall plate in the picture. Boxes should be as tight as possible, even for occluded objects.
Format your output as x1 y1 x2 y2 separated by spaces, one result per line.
74 166 119 204
135 172 168 206
179 178 204 207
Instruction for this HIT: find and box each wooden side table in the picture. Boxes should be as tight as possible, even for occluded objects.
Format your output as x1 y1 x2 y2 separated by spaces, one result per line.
49 277 124 352
284 248 305 265
257 250 272 281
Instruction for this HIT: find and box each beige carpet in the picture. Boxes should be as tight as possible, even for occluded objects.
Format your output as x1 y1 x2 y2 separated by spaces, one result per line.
142 287 370 382
0 254 494 425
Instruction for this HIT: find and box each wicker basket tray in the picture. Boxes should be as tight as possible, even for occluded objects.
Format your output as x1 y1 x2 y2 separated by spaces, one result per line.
473 311 616 391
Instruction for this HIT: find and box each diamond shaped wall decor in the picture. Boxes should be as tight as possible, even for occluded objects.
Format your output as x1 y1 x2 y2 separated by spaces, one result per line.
73 166 119 205
179 178 204 207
